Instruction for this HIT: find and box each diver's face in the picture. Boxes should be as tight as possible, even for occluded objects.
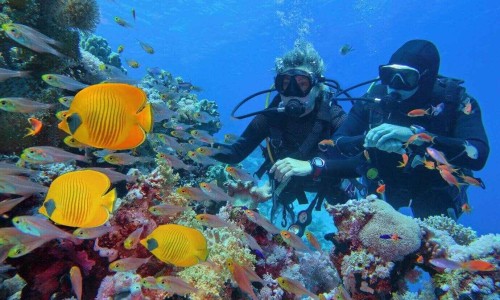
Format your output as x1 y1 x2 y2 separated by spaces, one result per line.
281 75 311 94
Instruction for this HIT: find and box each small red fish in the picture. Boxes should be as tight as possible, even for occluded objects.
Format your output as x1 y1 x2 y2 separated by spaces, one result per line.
423 158 435 170
397 153 408 168
462 102 472 115
461 203 472 214
318 139 335 152
24 117 42 137
407 108 430 117
437 167 462 190
376 182 385 194
416 254 424 264
459 174 485 189
461 260 496 272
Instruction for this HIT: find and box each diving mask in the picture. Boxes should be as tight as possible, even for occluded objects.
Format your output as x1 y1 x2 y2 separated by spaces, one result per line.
275 69 317 97
379 64 422 91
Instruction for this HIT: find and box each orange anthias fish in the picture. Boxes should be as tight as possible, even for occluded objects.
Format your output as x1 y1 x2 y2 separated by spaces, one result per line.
397 153 408 168
461 203 472 214
437 167 463 190
416 254 424 264
376 182 385 194
58 83 152 150
24 117 42 137
459 174 486 189
318 139 335 151
407 108 430 117
461 260 496 272
423 158 435 170
430 258 496 272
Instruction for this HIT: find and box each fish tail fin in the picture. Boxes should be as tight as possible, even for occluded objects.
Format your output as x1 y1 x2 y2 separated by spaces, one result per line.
137 103 153 132
19 71 31 78
23 128 34 138
477 177 486 189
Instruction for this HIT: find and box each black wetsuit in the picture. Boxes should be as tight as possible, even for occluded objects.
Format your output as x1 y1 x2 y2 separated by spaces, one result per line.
214 91 347 205
330 40 489 218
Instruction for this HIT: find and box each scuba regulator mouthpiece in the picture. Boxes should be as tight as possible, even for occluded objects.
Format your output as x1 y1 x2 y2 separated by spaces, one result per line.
277 98 306 117
374 92 402 111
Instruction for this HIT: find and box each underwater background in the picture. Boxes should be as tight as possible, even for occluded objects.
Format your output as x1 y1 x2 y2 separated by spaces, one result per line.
0 0 499 299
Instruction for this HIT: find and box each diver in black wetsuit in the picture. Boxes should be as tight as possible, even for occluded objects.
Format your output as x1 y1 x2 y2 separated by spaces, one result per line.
330 39 489 219
212 42 347 231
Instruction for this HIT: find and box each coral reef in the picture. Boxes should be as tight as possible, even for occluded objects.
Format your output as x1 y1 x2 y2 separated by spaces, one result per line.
326 195 500 299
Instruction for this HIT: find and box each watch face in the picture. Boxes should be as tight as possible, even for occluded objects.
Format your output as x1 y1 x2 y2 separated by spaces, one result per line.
312 157 325 168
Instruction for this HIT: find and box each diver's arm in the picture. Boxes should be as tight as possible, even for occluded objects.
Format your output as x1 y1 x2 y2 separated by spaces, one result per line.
333 102 369 157
430 97 489 170
212 115 270 164
323 155 363 178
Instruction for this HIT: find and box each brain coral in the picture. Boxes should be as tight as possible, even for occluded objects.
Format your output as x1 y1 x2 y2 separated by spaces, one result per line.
359 200 421 262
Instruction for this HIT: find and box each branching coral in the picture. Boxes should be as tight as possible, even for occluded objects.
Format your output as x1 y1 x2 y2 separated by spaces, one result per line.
177 226 258 300
421 215 477 245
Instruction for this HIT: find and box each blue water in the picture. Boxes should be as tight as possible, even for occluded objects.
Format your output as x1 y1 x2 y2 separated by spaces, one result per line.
97 0 500 235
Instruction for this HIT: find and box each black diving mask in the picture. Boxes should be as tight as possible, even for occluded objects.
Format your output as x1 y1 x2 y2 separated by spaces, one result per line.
379 64 422 91
275 69 317 98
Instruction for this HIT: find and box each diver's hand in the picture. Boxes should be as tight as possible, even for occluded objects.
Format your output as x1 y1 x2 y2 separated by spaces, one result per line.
365 123 413 146
269 157 313 182
372 138 406 154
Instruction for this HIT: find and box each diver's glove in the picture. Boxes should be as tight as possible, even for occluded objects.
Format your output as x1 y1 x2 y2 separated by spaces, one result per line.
269 157 313 182
364 123 412 154
371 138 405 154
366 123 413 144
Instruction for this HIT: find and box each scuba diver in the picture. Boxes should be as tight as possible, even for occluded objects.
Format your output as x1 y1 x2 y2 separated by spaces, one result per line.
329 39 489 219
212 41 348 235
